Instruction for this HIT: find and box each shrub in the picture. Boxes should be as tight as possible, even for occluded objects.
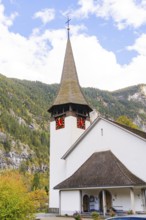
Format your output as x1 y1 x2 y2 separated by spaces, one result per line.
29 189 48 211
91 211 100 220
73 212 82 220
127 210 134 215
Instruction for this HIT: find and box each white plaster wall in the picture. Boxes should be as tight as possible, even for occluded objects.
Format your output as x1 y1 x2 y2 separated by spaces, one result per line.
60 190 81 215
111 188 131 211
134 189 143 211
49 116 90 208
65 119 146 182
111 188 143 212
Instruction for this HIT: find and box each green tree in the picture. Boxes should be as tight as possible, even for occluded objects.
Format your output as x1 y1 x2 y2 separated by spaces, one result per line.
116 115 139 129
32 172 40 190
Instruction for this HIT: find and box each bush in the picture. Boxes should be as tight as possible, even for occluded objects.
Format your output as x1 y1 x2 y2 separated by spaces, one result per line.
73 212 82 220
127 210 134 215
29 189 48 211
109 209 116 217
91 211 100 220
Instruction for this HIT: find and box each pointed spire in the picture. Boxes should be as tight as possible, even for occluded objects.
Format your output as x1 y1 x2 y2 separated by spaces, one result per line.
48 26 92 114
53 38 89 105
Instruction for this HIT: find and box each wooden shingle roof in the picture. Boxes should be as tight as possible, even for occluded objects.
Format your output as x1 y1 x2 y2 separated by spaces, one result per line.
55 150 145 189
48 38 92 112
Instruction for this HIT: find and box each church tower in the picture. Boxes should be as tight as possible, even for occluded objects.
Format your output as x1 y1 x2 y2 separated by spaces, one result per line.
48 26 93 211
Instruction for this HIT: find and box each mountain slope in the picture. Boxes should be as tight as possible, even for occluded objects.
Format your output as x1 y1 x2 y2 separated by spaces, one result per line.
0 74 146 171
84 85 146 130
0 74 57 171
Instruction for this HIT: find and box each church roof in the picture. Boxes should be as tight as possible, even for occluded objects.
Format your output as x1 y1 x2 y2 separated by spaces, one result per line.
54 150 145 189
112 121 146 140
48 37 92 112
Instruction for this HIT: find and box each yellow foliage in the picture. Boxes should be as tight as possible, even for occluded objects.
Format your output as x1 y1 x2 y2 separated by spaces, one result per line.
116 115 139 129
0 170 35 220
29 189 48 210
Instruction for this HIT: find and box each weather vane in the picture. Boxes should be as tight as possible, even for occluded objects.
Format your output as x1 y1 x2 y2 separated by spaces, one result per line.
66 16 71 38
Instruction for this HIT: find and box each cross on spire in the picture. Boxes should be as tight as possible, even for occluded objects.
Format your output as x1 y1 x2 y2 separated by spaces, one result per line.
66 16 71 38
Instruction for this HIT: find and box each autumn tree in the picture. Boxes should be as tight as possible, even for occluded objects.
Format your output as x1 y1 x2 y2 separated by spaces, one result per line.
29 189 48 211
0 171 35 220
116 115 139 129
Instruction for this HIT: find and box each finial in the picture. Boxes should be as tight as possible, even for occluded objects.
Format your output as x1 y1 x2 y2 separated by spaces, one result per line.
66 16 71 38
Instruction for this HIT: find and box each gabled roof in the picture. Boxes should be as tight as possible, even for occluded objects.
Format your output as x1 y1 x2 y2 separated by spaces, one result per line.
55 150 145 189
62 117 146 159
48 37 92 112
112 120 146 139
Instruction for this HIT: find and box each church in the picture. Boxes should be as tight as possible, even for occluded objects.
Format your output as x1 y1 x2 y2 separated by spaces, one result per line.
48 27 146 216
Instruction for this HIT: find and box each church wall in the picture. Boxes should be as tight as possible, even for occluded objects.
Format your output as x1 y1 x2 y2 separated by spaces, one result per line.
111 188 143 212
111 188 132 211
49 116 90 208
60 190 81 215
97 120 146 182
65 120 100 177
65 119 146 182
134 189 144 211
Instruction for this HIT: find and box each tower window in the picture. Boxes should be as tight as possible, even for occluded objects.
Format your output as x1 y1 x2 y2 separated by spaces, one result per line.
55 117 65 130
77 117 85 130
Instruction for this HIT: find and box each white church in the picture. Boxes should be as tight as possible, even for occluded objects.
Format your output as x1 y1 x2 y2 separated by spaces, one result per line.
48 29 146 216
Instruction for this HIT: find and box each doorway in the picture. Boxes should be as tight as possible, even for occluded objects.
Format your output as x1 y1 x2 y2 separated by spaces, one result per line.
83 195 89 212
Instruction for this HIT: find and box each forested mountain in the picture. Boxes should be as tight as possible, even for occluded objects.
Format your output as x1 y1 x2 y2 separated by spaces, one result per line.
0 73 146 171
83 84 146 130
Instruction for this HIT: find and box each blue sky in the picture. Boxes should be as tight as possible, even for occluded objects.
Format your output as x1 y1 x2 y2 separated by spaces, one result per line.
0 0 146 91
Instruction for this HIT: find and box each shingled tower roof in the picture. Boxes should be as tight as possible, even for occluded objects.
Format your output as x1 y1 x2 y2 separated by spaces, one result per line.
48 36 92 114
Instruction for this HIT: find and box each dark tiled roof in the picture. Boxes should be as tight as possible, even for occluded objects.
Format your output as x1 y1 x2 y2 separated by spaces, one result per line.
49 38 91 111
55 150 145 189
111 120 146 140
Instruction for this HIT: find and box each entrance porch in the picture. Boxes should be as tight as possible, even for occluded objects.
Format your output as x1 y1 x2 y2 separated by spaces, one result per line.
81 187 146 216
59 187 146 216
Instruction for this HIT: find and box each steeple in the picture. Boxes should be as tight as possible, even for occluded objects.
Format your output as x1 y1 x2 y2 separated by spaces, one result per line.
48 29 92 117
49 24 93 210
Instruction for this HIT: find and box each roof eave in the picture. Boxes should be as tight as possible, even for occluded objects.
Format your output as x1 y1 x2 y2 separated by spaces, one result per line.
55 184 146 191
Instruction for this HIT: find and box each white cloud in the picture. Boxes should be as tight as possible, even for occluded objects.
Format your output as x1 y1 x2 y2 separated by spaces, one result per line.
71 33 146 90
0 2 18 27
73 0 95 18
127 34 146 56
69 24 87 35
33 8 55 25
71 34 121 90
71 0 146 29
0 22 146 91
0 19 67 84
0 1 146 91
